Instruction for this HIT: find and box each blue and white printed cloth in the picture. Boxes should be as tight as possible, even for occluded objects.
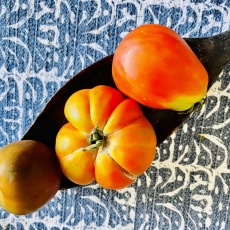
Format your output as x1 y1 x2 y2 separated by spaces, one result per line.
1 1 230 229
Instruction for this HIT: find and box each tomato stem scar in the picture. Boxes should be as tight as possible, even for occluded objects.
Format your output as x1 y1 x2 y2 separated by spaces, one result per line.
82 127 105 151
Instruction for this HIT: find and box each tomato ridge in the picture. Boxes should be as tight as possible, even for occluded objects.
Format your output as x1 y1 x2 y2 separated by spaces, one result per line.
104 114 143 137
98 148 137 181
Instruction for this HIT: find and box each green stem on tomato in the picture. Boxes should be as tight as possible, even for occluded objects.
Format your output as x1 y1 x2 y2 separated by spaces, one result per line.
82 127 105 152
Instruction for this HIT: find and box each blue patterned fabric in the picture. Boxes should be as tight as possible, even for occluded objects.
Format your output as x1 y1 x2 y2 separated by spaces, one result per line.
1 0 230 229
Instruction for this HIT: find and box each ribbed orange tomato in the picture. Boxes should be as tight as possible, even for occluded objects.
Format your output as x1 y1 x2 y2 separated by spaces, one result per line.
55 85 157 190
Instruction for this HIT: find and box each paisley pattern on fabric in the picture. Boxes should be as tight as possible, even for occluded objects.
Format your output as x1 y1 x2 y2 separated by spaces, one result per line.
1 0 230 229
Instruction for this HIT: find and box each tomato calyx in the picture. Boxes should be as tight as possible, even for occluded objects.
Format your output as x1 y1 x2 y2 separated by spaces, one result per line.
83 127 105 151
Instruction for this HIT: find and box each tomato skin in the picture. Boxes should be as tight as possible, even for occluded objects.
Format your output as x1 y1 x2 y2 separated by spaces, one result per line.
0 140 61 215
106 116 156 176
112 24 208 111
64 85 124 133
55 85 157 190
95 151 134 190
103 99 156 176
55 123 95 185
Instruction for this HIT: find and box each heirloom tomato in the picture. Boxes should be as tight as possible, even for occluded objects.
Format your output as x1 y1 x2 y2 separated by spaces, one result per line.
112 24 208 111
55 85 157 190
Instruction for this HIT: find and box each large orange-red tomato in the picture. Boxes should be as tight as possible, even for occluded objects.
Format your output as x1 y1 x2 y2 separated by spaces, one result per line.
55 85 157 190
112 24 208 111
